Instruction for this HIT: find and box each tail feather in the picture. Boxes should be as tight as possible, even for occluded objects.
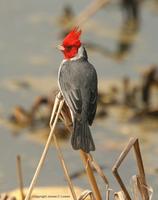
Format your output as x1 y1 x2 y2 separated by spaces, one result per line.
71 119 95 153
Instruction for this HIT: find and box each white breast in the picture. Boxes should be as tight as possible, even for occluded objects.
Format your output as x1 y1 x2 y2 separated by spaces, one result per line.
57 59 66 93
57 59 74 123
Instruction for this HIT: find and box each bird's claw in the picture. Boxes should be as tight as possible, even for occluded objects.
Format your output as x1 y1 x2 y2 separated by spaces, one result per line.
57 92 63 100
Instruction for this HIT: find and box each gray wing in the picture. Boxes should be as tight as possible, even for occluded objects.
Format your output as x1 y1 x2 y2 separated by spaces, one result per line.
88 87 97 125
58 58 98 125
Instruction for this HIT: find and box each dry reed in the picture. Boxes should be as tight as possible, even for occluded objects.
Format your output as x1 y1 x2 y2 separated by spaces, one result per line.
16 155 24 200
23 92 151 200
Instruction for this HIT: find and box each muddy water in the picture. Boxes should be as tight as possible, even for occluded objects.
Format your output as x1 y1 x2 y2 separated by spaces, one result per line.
0 0 158 198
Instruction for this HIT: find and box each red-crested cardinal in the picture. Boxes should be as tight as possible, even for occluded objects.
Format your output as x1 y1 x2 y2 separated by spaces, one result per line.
57 27 98 153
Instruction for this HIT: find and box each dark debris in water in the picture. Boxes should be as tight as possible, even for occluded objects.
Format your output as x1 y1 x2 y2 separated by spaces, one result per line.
11 80 31 91
0 193 16 200
8 64 158 139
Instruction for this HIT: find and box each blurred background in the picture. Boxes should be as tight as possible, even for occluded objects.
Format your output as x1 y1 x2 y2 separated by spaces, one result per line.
0 0 158 198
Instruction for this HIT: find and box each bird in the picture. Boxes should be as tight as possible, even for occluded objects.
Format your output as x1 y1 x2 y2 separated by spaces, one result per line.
57 27 98 153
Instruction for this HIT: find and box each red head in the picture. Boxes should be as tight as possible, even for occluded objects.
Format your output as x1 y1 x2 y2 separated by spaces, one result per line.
58 27 82 59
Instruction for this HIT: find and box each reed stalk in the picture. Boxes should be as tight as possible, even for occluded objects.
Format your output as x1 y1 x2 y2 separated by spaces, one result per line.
80 151 102 200
16 155 25 200
24 95 67 200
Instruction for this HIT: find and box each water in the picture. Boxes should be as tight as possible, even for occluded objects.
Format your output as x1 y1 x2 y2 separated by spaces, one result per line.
0 0 158 198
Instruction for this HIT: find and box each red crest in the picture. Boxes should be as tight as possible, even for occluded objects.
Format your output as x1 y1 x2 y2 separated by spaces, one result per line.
62 27 82 48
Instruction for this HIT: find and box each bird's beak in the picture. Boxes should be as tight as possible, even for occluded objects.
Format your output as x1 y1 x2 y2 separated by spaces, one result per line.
57 45 65 51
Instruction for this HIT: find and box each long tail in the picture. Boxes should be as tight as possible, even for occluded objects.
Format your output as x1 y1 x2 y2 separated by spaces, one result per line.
71 119 95 153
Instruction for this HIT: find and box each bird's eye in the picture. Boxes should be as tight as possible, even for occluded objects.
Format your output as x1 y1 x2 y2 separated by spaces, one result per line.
66 46 72 50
